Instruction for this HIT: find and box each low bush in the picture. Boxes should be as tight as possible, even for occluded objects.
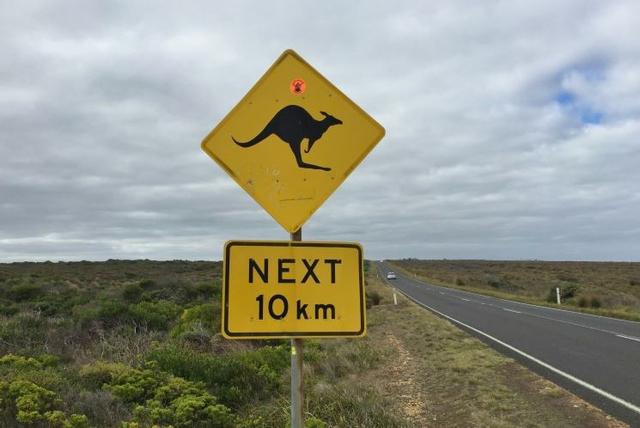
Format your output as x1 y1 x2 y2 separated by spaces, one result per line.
0 354 89 427
130 376 233 427
0 312 48 351
139 279 156 289
79 360 233 427
486 276 518 290
560 284 579 300
547 284 580 303
577 296 602 309
366 291 382 307
171 303 218 340
128 301 181 330
9 283 43 302
0 299 18 316
79 361 132 390
195 282 217 299
149 344 289 409
122 284 144 303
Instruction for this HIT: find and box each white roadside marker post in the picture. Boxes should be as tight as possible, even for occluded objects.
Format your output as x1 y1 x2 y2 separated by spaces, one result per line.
556 287 561 305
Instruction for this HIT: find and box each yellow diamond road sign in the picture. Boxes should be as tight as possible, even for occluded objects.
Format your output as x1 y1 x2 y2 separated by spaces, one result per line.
222 240 365 338
201 49 385 233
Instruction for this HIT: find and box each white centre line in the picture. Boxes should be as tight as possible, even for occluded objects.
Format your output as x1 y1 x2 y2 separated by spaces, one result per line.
616 334 640 343
503 308 522 314
461 298 471 302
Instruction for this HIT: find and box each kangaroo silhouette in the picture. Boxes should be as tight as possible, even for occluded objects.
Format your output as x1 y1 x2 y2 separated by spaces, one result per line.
232 105 342 171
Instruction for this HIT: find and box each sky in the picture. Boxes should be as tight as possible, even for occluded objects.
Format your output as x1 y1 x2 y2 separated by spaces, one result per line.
1 1 639 262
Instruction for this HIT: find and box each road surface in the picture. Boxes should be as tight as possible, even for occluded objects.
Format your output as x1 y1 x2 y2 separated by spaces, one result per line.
376 262 640 426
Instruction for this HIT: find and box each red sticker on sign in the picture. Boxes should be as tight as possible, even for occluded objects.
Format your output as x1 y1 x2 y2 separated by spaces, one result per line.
290 79 306 95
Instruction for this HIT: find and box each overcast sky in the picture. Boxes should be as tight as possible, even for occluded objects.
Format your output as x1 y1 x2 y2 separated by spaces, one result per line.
1 1 639 262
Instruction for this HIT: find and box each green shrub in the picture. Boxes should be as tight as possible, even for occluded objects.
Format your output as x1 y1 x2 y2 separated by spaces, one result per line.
9 283 42 302
74 299 130 328
0 299 18 316
0 312 47 350
123 284 144 303
132 376 233 427
0 354 58 370
80 361 233 427
149 344 288 409
98 300 130 324
79 361 132 390
590 297 602 308
367 291 382 306
0 354 66 396
305 416 328 428
0 379 88 426
129 300 181 330
487 277 501 288
171 303 218 340
561 284 580 299
547 285 580 303
139 279 156 289
104 362 163 404
455 278 465 286
578 297 588 307
195 282 217 298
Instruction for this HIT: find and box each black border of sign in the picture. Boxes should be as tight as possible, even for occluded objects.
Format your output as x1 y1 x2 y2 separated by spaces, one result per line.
222 241 365 338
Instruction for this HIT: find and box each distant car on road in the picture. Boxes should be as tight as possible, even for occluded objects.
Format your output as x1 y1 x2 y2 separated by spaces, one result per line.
386 272 396 280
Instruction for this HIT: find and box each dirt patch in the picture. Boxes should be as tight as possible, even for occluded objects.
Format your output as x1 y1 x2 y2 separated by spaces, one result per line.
376 332 432 425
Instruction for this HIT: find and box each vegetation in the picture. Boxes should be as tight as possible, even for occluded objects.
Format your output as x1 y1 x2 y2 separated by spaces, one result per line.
0 259 626 426
389 259 640 321
0 260 403 427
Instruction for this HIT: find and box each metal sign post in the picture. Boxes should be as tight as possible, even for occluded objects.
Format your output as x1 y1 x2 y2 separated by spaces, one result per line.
290 228 303 428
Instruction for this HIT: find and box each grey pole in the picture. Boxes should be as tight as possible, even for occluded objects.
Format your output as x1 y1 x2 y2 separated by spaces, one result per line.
290 228 303 428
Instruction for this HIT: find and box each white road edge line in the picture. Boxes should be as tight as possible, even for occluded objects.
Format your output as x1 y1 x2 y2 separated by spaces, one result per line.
394 287 640 416
616 334 640 343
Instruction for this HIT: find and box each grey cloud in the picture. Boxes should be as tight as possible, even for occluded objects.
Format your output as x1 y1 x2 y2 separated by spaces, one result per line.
1 1 639 262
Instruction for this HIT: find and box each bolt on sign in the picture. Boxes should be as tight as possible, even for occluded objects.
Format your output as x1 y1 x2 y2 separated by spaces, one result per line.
201 49 385 233
222 241 365 338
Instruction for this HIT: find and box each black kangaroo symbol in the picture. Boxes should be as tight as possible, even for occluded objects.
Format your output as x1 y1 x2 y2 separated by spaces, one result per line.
232 105 342 171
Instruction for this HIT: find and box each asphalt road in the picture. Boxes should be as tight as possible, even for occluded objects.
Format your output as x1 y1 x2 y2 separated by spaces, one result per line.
376 262 640 426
